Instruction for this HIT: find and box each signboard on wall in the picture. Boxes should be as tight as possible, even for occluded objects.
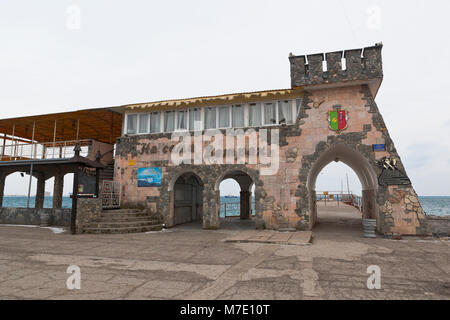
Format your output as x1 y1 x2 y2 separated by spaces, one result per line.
372 144 386 151
138 167 162 187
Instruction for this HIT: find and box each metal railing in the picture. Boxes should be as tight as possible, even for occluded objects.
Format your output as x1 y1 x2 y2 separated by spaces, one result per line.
0 139 92 161
316 191 363 212
102 180 121 209
220 200 256 218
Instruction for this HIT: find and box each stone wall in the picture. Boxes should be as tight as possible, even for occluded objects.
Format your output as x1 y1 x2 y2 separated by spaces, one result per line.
76 197 102 233
426 216 450 237
114 84 429 235
0 208 71 226
289 44 383 87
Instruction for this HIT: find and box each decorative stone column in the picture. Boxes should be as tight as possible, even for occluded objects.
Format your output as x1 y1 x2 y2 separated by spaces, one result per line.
240 191 251 220
35 172 46 209
53 173 64 209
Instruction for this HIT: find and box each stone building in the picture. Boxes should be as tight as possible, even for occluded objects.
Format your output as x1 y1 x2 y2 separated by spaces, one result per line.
0 43 429 236
113 43 428 235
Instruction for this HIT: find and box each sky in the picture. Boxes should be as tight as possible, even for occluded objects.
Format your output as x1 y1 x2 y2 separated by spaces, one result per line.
1 0 449 196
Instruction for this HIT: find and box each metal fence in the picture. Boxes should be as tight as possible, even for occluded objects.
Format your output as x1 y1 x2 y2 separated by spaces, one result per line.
316 191 363 212
102 180 121 209
220 201 256 218
0 139 92 161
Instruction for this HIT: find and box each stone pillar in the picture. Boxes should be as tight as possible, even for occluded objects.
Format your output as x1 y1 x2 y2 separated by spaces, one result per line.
35 172 46 209
0 171 6 208
53 173 64 209
240 191 251 220
362 189 376 219
202 187 220 230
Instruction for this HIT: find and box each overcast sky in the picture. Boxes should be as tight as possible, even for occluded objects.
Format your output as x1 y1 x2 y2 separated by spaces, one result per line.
1 0 449 197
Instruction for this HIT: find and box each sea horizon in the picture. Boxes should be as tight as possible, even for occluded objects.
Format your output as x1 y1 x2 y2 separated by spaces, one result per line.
1 195 449 217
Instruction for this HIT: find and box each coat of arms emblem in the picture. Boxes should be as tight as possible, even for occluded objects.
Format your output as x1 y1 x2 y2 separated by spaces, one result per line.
328 110 348 133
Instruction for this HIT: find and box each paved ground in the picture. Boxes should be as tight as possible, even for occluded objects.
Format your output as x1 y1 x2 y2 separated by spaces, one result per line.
0 202 449 300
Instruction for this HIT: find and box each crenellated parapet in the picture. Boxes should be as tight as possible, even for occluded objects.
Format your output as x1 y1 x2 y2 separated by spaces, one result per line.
289 43 383 88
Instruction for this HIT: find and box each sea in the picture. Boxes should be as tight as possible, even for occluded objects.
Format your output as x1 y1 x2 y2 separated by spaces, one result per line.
2 196 449 217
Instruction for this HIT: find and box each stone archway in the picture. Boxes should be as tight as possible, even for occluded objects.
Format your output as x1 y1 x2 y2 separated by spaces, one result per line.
306 143 379 230
215 169 255 221
168 171 204 227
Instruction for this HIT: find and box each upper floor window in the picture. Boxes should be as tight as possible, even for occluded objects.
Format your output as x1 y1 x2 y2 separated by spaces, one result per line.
127 114 138 134
218 106 230 128
189 108 201 130
138 114 149 133
204 107 216 129
176 110 188 130
263 102 277 125
278 100 293 124
164 111 175 132
296 99 302 117
249 103 262 127
150 112 161 133
232 105 244 128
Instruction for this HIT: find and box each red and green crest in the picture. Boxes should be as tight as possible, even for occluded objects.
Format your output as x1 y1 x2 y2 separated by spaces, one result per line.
328 110 348 133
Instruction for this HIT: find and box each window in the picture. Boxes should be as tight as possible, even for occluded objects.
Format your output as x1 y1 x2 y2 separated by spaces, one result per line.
150 112 161 133
189 108 201 130
176 110 187 130
164 111 175 132
249 103 262 127
232 105 244 127
204 107 216 129
218 106 230 128
263 102 277 125
126 114 137 134
296 99 302 117
278 100 293 124
138 113 149 133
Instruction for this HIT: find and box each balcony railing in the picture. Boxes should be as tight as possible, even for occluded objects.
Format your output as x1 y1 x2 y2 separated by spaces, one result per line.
0 139 92 161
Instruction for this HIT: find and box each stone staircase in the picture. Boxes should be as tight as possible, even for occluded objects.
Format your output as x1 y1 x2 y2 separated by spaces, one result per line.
82 209 164 234
101 160 115 181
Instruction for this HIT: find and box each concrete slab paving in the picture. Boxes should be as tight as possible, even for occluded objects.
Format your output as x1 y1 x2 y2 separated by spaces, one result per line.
0 203 448 300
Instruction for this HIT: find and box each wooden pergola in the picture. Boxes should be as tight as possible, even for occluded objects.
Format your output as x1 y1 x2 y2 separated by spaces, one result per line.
0 107 123 145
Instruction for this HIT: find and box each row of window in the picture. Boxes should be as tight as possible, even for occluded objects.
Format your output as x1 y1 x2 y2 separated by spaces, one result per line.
125 99 302 135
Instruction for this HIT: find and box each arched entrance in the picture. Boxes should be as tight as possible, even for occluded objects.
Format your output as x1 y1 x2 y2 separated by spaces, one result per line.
172 172 204 226
306 144 378 230
215 170 255 227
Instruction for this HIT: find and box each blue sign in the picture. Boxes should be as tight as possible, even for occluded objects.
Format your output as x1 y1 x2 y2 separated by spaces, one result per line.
138 167 162 187
373 144 386 151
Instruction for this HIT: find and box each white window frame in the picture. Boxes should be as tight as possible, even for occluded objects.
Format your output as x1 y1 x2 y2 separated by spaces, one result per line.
175 109 189 131
217 105 231 129
204 106 217 130
138 113 150 134
150 111 162 133
232 104 245 128
189 107 202 131
247 103 263 128
262 101 278 126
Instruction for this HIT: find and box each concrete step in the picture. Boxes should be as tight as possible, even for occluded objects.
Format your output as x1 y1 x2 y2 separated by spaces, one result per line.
103 209 147 214
92 216 162 223
82 224 164 234
99 213 151 220
86 220 162 229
